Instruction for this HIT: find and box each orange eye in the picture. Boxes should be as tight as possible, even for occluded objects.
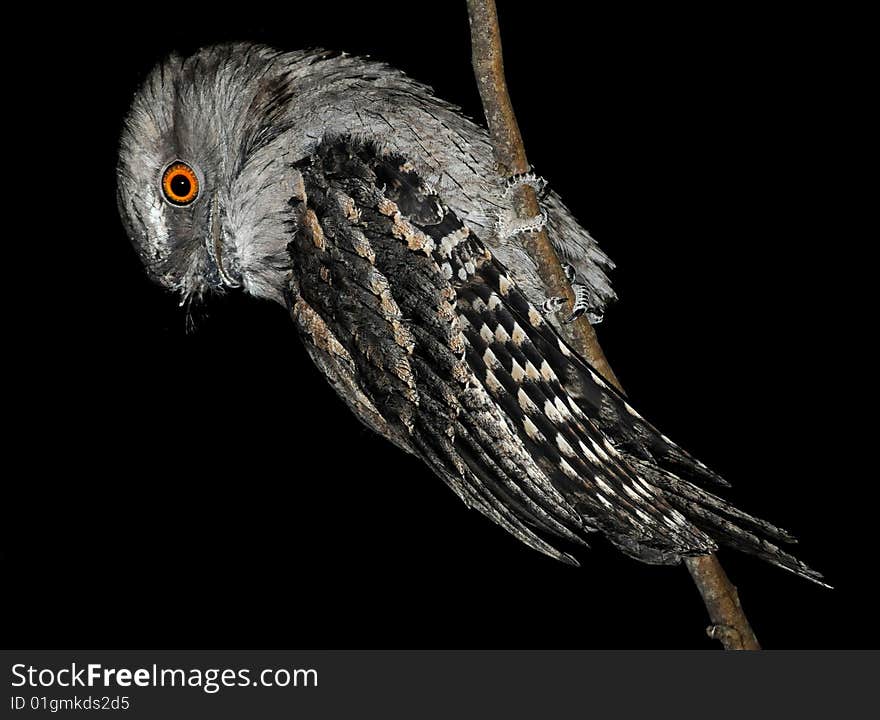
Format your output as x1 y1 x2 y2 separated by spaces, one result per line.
161 161 200 206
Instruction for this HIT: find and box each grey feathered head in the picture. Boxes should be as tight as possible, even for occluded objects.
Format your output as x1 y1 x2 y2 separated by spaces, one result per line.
117 44 295 304
117 42 616 315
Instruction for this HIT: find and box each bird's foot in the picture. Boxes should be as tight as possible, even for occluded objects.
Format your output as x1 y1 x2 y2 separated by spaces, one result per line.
494 209 548 240
565 284 604 325
503 170 549 200
556 265 603 324
495 170 550 240
541 296 567 313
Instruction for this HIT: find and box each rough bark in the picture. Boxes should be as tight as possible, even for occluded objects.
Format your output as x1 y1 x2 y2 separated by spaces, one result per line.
684 555 761 649
466 0 760 650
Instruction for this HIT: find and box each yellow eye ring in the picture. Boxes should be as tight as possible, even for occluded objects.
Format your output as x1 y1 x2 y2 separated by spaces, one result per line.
161 161 200 206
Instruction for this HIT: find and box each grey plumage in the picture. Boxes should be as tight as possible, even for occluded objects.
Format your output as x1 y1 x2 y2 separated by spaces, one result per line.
117 44 613 314
117 43 823 584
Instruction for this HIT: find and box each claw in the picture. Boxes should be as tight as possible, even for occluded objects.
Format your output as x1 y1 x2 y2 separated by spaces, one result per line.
541 296 567 313
564 284 604 325
563 307 584 324
563 308 605 325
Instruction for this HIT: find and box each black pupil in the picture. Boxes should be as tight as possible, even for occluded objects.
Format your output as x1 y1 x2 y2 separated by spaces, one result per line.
170 173 191 198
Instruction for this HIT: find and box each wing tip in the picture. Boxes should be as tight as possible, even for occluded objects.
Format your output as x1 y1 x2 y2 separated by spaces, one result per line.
688 459 731 488
560 552 580 567
776 558 832 589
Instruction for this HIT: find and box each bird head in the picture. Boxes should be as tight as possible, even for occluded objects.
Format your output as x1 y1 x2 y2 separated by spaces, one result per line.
116 43 295 306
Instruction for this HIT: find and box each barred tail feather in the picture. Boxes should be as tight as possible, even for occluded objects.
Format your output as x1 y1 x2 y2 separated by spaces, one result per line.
631 458 829 586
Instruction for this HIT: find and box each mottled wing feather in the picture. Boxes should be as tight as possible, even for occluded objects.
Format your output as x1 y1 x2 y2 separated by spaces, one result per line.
285 140 583 564
285 137 825 584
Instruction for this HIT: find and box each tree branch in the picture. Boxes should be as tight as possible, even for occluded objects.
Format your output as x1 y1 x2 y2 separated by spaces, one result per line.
465 0 620 390
684 555 760 650
465 0 760 650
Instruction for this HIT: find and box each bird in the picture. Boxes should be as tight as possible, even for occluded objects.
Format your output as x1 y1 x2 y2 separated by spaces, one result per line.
117 43 823 584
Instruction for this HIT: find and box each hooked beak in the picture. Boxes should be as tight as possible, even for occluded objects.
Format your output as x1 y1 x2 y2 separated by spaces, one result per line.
205 193 241 289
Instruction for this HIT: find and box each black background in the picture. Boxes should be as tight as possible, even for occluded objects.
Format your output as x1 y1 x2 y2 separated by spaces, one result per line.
5 3 870 649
